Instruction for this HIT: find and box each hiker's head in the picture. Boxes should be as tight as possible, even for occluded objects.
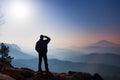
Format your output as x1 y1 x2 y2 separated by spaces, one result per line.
40 35 44 39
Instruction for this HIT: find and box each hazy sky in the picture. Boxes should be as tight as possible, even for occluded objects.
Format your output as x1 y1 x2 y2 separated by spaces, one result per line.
0 0 120 51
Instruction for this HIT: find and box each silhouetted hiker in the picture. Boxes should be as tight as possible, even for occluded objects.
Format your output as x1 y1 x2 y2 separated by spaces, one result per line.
35 35 51 72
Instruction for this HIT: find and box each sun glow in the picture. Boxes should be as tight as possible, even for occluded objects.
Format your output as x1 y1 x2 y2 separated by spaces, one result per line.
10 2 29 19
4 0 33 20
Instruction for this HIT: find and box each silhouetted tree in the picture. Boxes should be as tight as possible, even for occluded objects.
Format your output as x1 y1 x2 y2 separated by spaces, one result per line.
0 43 13 70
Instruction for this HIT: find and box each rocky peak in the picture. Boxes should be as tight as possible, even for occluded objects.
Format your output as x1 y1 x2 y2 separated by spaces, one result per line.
0 68 104 80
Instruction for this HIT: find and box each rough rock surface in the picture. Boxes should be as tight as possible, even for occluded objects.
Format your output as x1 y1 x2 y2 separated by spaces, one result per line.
0 73 15 80
0 68 103 80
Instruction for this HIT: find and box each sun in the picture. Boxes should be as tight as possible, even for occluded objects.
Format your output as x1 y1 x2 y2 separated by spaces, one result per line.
10 1 29 19
5 0 32 20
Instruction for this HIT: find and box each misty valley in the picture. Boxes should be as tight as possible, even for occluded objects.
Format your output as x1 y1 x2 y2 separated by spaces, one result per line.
0 40 120 80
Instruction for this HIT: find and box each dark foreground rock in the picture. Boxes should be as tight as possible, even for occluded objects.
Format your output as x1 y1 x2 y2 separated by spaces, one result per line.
0 73 15 80
0 68 103 80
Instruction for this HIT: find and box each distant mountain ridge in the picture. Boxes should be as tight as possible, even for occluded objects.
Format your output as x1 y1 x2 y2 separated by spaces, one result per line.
7 43 21 51
0 43 35 59
1 40 120 61
74 40 120 54
92 40 120 47
70 53 120 67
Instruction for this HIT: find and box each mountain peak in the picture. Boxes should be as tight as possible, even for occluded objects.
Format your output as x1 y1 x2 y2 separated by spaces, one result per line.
93 40 120 47
97 40 112 43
